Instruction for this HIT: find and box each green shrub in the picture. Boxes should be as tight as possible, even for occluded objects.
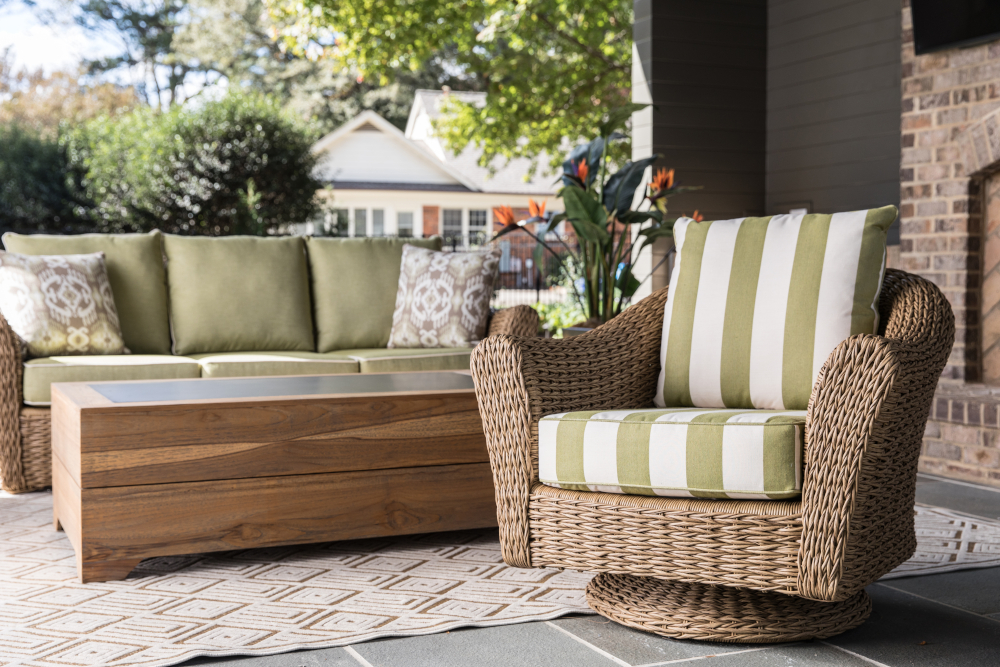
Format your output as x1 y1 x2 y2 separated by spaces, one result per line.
66 91 323 235
0 124 92 232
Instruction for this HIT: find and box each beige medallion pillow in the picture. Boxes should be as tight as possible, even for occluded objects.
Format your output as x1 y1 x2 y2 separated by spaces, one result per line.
0 251 126 357
388 244 501 348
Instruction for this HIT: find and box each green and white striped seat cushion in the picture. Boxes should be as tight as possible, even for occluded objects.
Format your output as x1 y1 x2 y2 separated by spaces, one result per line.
655 206 896 411
538 408 805 500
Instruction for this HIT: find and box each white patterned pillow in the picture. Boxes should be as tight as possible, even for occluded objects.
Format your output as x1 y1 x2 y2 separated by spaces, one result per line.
0 251 126 357
388 244 500 348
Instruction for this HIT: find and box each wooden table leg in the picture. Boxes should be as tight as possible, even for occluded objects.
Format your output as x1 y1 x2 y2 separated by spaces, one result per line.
79 558 143 583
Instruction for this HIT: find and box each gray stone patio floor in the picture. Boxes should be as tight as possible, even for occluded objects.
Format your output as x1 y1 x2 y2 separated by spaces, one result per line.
184 473 1000 667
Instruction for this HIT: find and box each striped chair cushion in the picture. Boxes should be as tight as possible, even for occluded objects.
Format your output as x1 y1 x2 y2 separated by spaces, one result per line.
538 408 805 500
655 206 896 411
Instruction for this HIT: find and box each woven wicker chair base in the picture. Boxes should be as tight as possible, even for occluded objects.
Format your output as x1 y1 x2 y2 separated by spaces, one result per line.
585 574 872 644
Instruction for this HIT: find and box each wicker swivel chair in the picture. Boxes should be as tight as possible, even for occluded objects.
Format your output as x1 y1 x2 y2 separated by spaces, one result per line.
469 269 954 643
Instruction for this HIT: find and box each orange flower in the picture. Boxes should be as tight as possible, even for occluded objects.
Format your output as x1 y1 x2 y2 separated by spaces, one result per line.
571 158 589 184
528 199 546 218
651 167 674 193
493 205 516 228
690 210 704 222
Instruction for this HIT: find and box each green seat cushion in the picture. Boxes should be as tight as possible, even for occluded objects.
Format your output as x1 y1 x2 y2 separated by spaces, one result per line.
538 408 806 500
164 235 315 355
2 231 171 354
338 347 471 373
306 237 442 352
190 351 359 377
24 355 200 405
656 206 896 411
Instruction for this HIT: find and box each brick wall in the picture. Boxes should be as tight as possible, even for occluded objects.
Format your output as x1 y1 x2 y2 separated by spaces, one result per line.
899 1 1000 381
900 1 1000 488
422 206 440 237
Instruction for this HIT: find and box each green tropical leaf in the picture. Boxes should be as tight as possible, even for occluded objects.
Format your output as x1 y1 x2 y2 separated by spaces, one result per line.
615 266 642 298
561 186 607 229
602 154 660 215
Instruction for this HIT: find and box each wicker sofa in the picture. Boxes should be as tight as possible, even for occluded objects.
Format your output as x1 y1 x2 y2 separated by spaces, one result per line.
0 232 538 494
470 269 953 642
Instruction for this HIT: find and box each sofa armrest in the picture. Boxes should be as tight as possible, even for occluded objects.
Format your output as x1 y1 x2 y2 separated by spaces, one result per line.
487 305 539 338
470 287 669 566
0 312 25 493
798 269 954 601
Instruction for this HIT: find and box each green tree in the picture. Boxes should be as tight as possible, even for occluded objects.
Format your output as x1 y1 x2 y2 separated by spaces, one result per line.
0 124 93 233
65 91 323 234
174 0 477 130
266 0 632 171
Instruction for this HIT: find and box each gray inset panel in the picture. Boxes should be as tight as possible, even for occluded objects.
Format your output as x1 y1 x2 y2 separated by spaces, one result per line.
91 372 474 404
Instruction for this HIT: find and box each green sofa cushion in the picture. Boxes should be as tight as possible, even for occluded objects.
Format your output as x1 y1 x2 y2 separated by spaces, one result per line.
2 231 171 354
24 355 200 405
538 407 805 500
164 235 315 355
306 237 441 352
339 347 471 373
190 351 359 377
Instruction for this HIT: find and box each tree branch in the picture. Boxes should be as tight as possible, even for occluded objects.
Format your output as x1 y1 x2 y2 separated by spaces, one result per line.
534 12 629 75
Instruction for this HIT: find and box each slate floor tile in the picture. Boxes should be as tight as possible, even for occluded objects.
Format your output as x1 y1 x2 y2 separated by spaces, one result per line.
880 566 1000 615
826 584 1000 667
695 643 875 666
551 615 743 665
182 647 360 666
350 622 621 667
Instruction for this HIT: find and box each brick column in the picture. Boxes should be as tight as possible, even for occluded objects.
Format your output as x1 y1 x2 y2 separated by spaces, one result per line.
422 206 440 237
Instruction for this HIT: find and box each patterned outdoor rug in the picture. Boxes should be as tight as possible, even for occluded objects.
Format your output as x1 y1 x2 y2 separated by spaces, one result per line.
1 493 999 667
882 504 1000 579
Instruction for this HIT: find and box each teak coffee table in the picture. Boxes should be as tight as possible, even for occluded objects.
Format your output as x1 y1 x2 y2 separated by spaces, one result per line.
51 371 497 583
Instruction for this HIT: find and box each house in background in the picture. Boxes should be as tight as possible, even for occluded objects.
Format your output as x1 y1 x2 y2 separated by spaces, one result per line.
309 90 559 248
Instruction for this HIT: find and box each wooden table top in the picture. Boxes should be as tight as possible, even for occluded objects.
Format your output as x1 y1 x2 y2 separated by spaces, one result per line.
58 371 476 408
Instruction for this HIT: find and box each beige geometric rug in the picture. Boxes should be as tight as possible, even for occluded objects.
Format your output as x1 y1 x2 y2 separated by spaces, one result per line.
881 504 1000 579
2 493 999 667
0 491 592 667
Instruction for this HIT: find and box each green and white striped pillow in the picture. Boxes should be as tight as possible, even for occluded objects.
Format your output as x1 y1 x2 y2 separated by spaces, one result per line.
538 408 805 500
655 206 896 410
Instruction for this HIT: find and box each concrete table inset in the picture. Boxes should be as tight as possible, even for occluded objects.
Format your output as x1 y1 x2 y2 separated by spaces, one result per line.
51 371 497 583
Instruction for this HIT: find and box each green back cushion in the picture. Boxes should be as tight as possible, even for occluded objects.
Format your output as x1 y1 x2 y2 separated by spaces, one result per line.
655 206 896 411
306 237 442 352
163 235 315 355
1 231 171 354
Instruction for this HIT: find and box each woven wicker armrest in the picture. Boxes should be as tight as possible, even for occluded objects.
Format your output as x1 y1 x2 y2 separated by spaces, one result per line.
798 269 955 602
487 305 540 338
471 288 669 565
0 312 25 493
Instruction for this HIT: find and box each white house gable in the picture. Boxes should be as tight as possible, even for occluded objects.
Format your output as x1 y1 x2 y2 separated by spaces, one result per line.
313 114 463 187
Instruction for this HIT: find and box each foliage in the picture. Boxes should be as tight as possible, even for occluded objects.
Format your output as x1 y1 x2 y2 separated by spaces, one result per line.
533 300 584 338
65 90 324 234
265 0 632 173
0 124 93 232
0 50 139 138
495 106 700 324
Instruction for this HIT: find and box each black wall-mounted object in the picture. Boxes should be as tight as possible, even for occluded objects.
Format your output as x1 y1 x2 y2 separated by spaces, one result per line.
912 0 1000 55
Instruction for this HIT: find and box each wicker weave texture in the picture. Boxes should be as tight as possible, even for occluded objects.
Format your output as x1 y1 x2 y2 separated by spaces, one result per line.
487 305 539 339
0 312 24 493
470 269 955 602
586 574 871 643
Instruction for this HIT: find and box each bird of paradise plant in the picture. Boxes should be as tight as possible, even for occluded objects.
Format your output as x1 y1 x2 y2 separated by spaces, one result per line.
492 105 699 325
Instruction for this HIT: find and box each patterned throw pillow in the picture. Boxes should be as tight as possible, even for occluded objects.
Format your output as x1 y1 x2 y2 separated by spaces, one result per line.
388 244 501 348
655 206 896 411
0 252 126 357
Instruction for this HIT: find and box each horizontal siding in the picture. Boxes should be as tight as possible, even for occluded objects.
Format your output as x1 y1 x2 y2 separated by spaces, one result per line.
766 0 902 242
635 0 767 221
